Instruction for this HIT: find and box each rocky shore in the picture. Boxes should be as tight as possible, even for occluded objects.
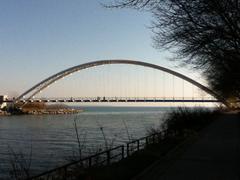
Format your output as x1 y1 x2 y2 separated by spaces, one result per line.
1 102 83 116
0 110 10 116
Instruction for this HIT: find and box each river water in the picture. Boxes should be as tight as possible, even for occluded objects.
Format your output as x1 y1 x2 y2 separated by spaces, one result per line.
0 106 174 179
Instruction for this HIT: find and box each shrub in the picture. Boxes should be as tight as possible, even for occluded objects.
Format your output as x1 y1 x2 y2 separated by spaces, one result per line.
160 107 219 136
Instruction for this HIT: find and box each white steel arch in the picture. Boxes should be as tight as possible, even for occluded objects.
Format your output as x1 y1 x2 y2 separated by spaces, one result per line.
15 60 227 106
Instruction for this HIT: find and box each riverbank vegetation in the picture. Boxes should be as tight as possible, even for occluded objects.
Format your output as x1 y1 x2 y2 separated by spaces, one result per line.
156 107 219 135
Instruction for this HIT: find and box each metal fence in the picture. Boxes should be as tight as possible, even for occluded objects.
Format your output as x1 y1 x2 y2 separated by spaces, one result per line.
28 130 168 180
126 131 166 156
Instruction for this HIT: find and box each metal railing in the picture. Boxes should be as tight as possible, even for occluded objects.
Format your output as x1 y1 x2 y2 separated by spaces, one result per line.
7 96 220 103
28 131 168 180
126 131 166 156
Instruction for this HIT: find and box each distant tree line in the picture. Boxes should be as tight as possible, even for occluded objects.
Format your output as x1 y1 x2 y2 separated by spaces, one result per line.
106 0 240 101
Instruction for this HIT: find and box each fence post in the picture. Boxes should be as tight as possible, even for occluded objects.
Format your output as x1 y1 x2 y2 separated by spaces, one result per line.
89 157 92 168
63 166 67 179
137 140 140 151
146 137 149 146
158 133 161 143
127 143 130 157
107 150 110 165
121 145 124 159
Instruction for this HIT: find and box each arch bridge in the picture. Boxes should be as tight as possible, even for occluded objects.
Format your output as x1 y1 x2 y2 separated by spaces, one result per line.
14 60 228 106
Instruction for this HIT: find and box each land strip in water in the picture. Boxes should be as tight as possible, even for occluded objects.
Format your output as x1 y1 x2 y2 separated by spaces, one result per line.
2 102 82 115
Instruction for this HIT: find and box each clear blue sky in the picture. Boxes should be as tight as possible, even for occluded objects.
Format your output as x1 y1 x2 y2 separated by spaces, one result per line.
0 0 203 97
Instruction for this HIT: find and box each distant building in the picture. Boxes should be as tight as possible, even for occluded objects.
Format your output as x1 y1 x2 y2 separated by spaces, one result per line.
0 95 8 109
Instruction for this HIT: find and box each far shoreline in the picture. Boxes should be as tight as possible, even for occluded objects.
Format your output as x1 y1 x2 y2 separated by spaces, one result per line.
0 102 83 116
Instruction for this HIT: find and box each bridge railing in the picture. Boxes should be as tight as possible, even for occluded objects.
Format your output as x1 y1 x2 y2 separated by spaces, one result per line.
27 130 169 180
14 96 218 103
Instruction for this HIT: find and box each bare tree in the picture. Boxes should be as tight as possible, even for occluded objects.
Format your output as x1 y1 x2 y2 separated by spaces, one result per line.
106 0 240 100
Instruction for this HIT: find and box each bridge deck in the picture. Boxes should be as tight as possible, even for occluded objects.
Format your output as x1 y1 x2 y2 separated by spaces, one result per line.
4 97 219 103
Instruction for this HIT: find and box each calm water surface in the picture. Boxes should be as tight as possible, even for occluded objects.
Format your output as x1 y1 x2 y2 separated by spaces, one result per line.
0 106 173 179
